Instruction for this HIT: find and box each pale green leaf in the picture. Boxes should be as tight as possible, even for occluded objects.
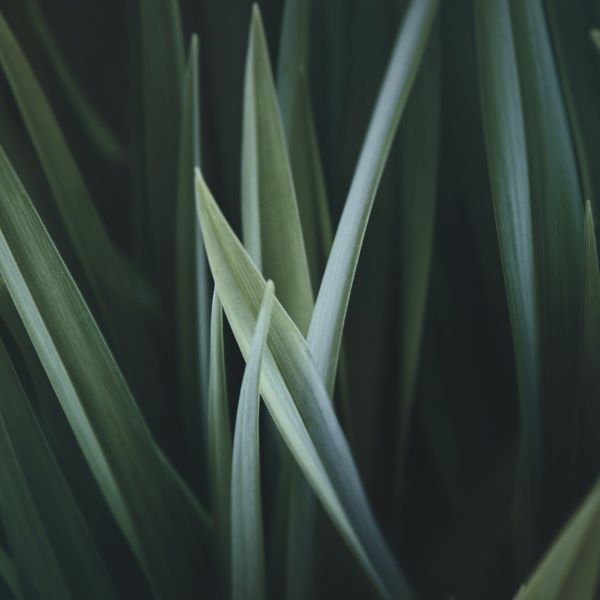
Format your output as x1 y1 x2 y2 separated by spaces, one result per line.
515 478 600 599
231 281 275 600
474 0 541 565
0 335 117 600
139 0 185 286
307 0 440 395
176 35 211 468
0 145 211 598
241 5 313 333
208 291 232 587
196 171 411 599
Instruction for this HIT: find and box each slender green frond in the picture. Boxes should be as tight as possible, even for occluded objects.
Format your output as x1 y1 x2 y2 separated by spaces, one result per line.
0 335 117 600
474 0 541 565
231 281 275 600
241 5 313 333
0 145 210 598
208 291 232 586
307 0 440 395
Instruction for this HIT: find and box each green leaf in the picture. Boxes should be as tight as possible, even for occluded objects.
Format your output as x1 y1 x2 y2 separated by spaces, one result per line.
474 0 541 565
307 0 440 396
0 10 164 425
176 34 211 469
208 291 232 586
139 0 185 286
572 202 600 491
395 20 440 481
196 170 411 599
241 5 313 333
515 477 600 599
0 12 130 304
0 334 117 600
231 281 275 600
592 29 600 53
510 0 584 438
0 144 211 598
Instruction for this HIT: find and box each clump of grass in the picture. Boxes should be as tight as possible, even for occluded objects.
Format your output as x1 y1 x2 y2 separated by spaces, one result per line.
0 0 599 598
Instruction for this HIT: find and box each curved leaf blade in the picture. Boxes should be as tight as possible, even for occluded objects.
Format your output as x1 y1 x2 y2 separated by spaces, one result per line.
0 145 210 598
231 281 275 600
196 170 411 599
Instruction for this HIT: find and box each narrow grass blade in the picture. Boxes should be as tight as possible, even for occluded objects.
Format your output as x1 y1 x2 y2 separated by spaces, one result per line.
572 202 600 493
0 12 130 302
176 35 211 469
231 281 275 600
510 0 584 441
23 0 124 163
515 477 600 599
307 0 440 395
0 336 117 600
196 171 411 599
139 0 184 288
0 547 20 599
395 21 440 483
208 291 232 586
241 6 313 333
0 145 211 598
474 0 541 567
0 11 164 422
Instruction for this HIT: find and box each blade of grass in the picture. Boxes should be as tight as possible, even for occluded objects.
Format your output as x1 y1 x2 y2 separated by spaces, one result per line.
0 144 211 598
241 6 313 333
307 0 440 396
231 281 274 600
176 34 211 473
515 477 600 599
474 0 541 568
0 11 165 426
208 291 232 588
0 335 117 600
572 202 600 495
510 0 584 450
196 171 411 599
139 0 184 287
395 20 440 494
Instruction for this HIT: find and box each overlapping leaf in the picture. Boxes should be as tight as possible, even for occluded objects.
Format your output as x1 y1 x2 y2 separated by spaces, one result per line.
196 171 411 599
0 335 117 599
0 145 210 598
231 281 274 600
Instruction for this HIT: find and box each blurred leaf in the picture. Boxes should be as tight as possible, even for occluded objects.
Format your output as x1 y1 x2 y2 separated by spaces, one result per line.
139 0 184 287
515 477 600 599
0 11 165 424
474 0 541 566
23 0 124 163
0 334 117 600
0 145 211 598
231 281 274 600
307 0 440 396
176 35 211 470
208 291 232 587
241 6 313 333
510 0 583 443
572 202 600 492
592 29 600 52
196 171 411 599
395 20 440 485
